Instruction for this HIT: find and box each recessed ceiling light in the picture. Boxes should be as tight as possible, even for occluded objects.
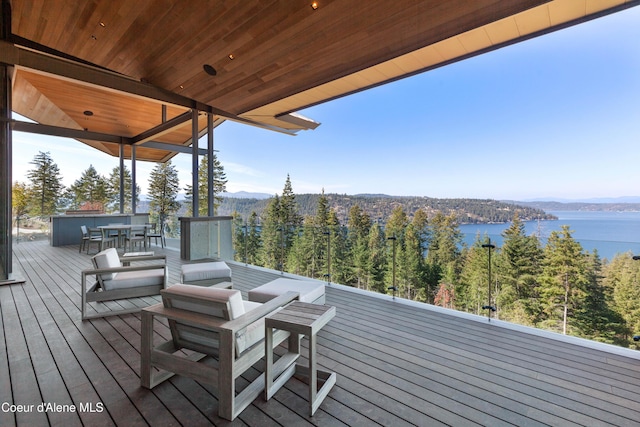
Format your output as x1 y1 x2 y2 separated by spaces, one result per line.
203 64 217 76
311 2 318 10
179 85 184 89
83 110 93 116
228 54 235 60
99 22 105 27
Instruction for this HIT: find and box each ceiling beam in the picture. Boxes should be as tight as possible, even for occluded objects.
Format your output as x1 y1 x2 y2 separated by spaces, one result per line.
9 119 127 144
0 40 298 136
8 119 213 156
139 141 208 156
131 110 193 145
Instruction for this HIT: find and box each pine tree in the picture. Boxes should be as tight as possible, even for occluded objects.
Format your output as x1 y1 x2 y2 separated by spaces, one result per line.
107 165 140 213
279 174 302 228
232 212 246 262
312 191 331 278
349 204 372 289
12 182 29 221
66 165 109 211
605 253 640 346
427 212 463 288
327 210 351 284
496 213 543 325
26 151 64 216
538 225 589 334
458 234 492 314
245 211 262 265
367 221 387 293
259 195 283 270
147 160 181 233
184 154 227 216
573 251 629 345
384 206 408 296
408 210 429 301
287 216 316 276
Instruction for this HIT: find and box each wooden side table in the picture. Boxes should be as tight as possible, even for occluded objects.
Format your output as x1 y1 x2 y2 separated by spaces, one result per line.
264 301 336 416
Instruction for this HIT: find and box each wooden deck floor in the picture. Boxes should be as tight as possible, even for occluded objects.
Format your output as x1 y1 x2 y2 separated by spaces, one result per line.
2 240 640 426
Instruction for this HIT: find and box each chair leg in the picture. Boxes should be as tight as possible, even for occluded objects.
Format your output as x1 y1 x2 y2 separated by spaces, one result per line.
140 311 153 388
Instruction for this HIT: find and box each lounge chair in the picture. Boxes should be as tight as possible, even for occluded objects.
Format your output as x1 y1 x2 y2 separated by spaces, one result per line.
140 285 298 421
80 248 167 320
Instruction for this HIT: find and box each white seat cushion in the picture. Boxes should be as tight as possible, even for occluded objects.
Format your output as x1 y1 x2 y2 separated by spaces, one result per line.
248 278 325 304
102 268 165 291
181 262 232 282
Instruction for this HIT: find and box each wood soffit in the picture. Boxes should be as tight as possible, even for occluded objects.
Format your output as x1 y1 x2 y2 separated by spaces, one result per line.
5 0 637 162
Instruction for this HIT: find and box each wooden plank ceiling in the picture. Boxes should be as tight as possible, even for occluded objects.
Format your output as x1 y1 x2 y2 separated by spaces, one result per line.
6 0 636 162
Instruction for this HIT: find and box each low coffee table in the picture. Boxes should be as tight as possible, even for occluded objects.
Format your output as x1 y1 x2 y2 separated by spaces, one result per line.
264 301 336 416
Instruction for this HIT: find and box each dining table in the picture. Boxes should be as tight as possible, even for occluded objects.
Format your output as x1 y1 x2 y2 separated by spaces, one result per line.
97 224 150 250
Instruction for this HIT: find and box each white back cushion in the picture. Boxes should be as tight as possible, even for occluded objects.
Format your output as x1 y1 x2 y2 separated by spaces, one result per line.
91 248 121 281
162 284 245 319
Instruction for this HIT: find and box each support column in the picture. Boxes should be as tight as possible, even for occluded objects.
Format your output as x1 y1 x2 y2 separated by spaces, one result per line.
0 63 11 282
191 109 199 217
0 0 13 282
131 145 137 214
207 113 214 216
119 144 125 213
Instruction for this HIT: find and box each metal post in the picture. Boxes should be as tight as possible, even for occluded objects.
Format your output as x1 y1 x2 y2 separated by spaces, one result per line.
0 48 11 280
323 230 331 285
191 109 199 217
279 226 285 273
119 144 125 213
207 113 214 216
482 241 496 320
387 235 397 299
244 221 248 265
131 145 137 214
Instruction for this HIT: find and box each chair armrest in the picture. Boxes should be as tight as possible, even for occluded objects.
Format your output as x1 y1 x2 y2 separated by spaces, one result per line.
224 291 298 333
119 254 166 263
82 263 167 275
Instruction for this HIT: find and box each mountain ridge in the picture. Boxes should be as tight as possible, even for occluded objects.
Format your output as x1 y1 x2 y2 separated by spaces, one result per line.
218 193 555 224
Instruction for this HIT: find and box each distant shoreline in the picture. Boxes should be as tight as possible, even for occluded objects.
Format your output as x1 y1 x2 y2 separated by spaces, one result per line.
513 200 640 213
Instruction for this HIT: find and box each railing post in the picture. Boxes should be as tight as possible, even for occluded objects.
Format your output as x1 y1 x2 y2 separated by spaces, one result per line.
387 235 397 299
323 229 331 285
482 240 496 321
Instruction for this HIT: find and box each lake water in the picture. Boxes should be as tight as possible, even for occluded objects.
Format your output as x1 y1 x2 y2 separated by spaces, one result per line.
459 210 640 260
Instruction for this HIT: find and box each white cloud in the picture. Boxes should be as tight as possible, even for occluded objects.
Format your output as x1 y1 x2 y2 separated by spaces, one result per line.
224 162 264 177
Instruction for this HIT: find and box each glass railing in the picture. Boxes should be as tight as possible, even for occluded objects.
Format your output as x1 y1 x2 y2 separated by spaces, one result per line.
178 215 234 261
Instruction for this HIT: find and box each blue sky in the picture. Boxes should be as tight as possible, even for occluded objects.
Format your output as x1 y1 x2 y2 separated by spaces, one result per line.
12 6 640 201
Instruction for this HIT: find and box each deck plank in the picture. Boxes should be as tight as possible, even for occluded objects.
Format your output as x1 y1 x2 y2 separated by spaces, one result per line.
3 240 640 426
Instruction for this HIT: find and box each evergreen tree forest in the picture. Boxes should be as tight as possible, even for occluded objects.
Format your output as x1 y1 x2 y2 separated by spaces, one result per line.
232 178 640 348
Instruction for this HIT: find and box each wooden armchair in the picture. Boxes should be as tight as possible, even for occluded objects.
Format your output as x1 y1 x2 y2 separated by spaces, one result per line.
81 248 167 320
140 285 298 421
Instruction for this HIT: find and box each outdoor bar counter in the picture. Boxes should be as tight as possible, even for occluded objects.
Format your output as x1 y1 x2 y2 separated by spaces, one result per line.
50 213 150 246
